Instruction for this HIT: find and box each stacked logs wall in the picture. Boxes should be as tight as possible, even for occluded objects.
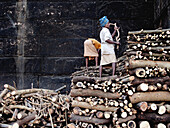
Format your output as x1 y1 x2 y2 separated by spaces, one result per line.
120 28 170 128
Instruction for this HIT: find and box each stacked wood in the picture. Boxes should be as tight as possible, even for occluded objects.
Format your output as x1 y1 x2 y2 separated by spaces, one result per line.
68 74 138 128
0 84 70 128
115 28 170 127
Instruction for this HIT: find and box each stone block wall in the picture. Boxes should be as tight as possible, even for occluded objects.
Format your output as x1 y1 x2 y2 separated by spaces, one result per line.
0 0 154 92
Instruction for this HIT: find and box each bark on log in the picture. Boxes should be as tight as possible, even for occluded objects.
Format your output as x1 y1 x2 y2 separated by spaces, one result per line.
0 89 8 102
128 59 170 69
137 113 170 123
72 101 118 112
12 112 36 128
132 76 169 85
9 105 33 112
70 89 120 99
129 91 170 104
70 114 111 125
117 115 136 123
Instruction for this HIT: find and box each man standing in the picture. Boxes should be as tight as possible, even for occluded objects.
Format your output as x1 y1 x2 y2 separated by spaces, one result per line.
99 16 120 77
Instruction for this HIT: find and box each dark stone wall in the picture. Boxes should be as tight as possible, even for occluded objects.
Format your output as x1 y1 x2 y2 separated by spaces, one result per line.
154 0 170 28
0 0 154 92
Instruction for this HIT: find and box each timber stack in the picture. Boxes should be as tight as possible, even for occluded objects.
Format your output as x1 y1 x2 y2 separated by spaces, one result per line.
0 84 70 128
116 28 170 128
68 74 136 128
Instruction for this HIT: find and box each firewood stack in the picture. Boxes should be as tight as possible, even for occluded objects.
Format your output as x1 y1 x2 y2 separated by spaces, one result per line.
68 74 138 128
116 28 170 128
0 84 70 128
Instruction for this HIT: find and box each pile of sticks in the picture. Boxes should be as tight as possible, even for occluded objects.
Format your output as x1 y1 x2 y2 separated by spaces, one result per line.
115 28 170 128
0 84 70 128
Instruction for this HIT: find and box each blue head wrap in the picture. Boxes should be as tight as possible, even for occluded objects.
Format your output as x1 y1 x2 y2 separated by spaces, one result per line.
99 16 109 27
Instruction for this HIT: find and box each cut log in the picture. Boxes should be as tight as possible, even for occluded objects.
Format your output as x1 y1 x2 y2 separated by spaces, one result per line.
96 111 104 119
17 111 28 120
148 103 157 111
0 89 8 102
104 112 111 119
117 115 136 123
72 101 118 112
139 121 150 128
137 113 170 123
158 106 166 115
128 68 146 78
137 83 148 91
165 104 170 113
129 91 170 104
73 107 82 115
156 123 166 128
70 89 120 99
132 76 169 85
128 59 170 69
87 124 94 128
127 120 136 128
4 84 16 91
67 123 76 128
12 112 36 128
70 114 111 125
136 102 148 112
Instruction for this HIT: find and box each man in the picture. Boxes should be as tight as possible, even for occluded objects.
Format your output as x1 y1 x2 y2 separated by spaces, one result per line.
99 16 120 77
84 38 101 68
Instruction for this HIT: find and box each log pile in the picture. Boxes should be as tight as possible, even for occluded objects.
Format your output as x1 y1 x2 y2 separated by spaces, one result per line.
0 84 70 128
68 75 138 128
115 28 170 128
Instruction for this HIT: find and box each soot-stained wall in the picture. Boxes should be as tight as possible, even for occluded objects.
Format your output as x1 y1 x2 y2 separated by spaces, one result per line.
0 0 154 92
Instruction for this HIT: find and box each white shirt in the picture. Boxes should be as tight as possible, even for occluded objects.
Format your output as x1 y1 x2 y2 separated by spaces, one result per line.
100 27 115 55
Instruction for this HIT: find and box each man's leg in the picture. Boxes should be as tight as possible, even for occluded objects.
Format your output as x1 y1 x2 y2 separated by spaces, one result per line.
112 62 116 76
99 65 102 78
86 58 88 68
95 57 98 67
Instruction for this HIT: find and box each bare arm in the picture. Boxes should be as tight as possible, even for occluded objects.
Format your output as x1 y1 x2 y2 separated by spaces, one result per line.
106 39 120 45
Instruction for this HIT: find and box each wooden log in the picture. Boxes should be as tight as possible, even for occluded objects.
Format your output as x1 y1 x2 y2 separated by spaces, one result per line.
17 111 28 120
158 106 166 115
156 123 166 128
70 114 111 125
9 105 33 112
128 59 170 69
0 124 12 128
12 112 36 128
127 120 136 128
139 121 151 128
70 89 120 99
148 103 157 111
167 123 170 128
11 88 55 95
87 124 93 128
128 28 170 34
129 91 170 104
67 123 76 128
128 68 146 78
165 104 170 113
96 111 104 119
117 115 136 123
137 83 148 91
0 89 8 102
73 107 82 115
137 113 170 123
104 112 111 119
136 102 148 112
72 101 118 112
132 76 169 85
4 84 16 91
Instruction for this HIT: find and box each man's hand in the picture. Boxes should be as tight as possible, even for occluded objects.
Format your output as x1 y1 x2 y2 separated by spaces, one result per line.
116 42 120 45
